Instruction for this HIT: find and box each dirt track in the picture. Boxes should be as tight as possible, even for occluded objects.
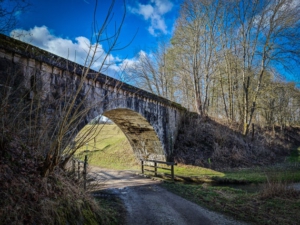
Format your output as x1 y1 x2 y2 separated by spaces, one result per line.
89 167 247 225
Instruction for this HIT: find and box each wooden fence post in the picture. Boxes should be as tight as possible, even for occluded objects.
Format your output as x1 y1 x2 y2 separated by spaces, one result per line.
171 164 174 182
77 161 80 180
83 155 88 190
94 137 96 150
72 159 75 177
140 159 176 181
251 123 255 141
141 160 144 174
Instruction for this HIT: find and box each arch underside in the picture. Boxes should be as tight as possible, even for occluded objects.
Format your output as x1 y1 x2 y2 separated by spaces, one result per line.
103 108 165 161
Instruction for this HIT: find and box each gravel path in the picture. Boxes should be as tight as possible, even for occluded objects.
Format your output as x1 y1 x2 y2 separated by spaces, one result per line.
89 167 247 225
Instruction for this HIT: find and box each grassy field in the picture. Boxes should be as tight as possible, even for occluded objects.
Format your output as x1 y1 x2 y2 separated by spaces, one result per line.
157 147 300 224
75 124 140 171
162 181 300 225
163 146 300 224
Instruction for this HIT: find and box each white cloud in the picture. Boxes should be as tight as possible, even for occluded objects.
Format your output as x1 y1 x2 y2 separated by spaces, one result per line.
129 0 173 36
132 4 154 20
110 50 148 82
10 26 121 75
153 0 173 14
138 50 147 58
124 50 147 68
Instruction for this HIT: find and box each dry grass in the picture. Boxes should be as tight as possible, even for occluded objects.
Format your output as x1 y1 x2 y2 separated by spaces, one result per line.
0 133 119 225
259 181 299 200
174 114 298 169
259 174 300 200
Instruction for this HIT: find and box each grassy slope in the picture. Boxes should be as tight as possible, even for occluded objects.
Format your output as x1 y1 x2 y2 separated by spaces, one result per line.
75 124 140 171
174 116 300 170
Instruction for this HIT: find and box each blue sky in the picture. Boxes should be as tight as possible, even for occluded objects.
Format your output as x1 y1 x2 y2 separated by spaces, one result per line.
6 0 182 77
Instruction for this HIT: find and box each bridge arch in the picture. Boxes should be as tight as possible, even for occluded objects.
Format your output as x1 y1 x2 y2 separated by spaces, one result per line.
103 108 165 160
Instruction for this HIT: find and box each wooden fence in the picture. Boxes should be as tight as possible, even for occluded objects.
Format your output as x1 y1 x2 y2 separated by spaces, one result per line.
140 159 177 181
71 155 88 190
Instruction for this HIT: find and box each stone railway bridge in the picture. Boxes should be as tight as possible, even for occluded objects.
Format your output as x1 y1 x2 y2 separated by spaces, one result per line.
0 34 186 161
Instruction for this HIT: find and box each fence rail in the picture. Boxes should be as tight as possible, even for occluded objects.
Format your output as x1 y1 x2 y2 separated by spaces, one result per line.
140 159 177 181
71 155 88 190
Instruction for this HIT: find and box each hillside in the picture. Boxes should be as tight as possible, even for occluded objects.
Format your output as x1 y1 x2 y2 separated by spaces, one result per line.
173 114 300 169
75 124 139 170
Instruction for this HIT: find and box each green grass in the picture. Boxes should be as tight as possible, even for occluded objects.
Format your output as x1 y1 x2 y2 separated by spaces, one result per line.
162 182 300 224
217 167 300 184
94 193 126 225
149 163 300 184
287 146 300 163
75 124 140 171
174 164 224 177
160 148 300 224
151 165 300 184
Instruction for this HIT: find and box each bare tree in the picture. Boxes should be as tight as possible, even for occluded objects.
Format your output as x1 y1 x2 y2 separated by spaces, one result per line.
129 41 177 101
170 0 223 116
229 0 300 134
0 0 30 34
167 0 300 133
